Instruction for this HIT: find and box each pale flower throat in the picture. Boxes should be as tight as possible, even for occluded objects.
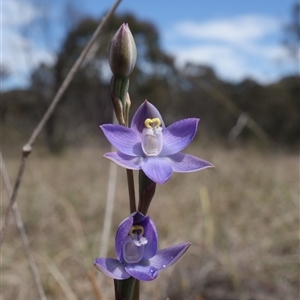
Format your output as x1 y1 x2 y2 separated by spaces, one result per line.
123 225 148 264
141 118 163 156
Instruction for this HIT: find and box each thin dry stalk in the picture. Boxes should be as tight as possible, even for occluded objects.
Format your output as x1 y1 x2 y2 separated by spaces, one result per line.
99 160 118 257
36 253 78 300
87 270 104 300
0 0 123 247
190 78 273 145
59 196 90 267
199 185 214 251
0 155 26 245
56 193 104 299
99 115 118 259
0 152 47 300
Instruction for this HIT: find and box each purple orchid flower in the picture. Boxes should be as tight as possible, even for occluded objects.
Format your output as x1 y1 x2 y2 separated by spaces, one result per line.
100 101 213 184
94 212 190 281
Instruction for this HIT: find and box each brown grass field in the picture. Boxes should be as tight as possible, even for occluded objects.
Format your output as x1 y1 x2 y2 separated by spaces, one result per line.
1 141 299 299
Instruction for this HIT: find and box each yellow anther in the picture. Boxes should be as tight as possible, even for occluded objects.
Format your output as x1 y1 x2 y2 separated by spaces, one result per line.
144 118 161 128
129 225 144 236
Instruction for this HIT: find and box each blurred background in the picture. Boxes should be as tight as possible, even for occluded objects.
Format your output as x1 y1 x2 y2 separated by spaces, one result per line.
1 0 299 299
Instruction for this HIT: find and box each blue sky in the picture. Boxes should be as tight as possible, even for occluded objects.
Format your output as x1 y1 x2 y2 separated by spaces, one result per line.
2 0 298 90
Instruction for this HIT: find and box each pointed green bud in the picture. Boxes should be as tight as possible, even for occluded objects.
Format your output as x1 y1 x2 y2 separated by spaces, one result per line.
109 23 137 77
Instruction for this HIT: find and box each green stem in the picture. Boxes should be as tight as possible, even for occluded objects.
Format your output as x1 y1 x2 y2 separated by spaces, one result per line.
111 75 136 213
111 74 138 299
132 280 140 300
138 170 156 215
111 75 129 109
114 277 137 300
126 169 136 213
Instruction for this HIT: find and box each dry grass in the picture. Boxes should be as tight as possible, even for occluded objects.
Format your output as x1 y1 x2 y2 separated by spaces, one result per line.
1 142 299 300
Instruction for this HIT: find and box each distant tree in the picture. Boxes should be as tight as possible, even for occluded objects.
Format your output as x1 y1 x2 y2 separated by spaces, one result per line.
31 63 55 99
26 13 177 150
282 2 300 62
1 64 10 80
30 63 60 151
3 10 299 149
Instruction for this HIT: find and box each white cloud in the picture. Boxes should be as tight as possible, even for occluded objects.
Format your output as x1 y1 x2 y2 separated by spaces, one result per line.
174 15 279 44
171 44 292 83
2 0 55 90
2 0 41 27
172 45 249 82
166 14 294 84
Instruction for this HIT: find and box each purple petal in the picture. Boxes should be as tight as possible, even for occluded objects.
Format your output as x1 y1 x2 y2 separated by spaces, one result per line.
168 153 214 172
148 242 191 271
104 152 142 170
100 124 143 156
115 215 134 261
131 101 165 133
94 258 130 280
160 118 199 156
138 217 158 260
141 157 172 184
125 263 158 281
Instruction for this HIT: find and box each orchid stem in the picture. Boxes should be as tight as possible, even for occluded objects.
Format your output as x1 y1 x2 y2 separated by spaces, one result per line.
126 169 136 213
132 280 140 300
114 277 137 300
138 170 156 215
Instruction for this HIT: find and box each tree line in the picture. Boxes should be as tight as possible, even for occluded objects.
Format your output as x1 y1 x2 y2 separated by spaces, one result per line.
2 12 299 151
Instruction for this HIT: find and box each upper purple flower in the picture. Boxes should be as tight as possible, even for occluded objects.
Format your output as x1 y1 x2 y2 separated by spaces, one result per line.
94 212 190 281
100 101 213 184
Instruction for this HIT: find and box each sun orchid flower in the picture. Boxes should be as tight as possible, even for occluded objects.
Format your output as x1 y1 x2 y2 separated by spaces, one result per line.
100 101 213 184
94 212 190 281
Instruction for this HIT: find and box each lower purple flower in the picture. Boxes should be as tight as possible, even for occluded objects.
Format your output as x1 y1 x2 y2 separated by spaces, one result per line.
94 212 191 281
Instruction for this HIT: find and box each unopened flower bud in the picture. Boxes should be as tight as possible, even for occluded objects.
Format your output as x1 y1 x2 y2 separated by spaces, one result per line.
109 23 137 77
